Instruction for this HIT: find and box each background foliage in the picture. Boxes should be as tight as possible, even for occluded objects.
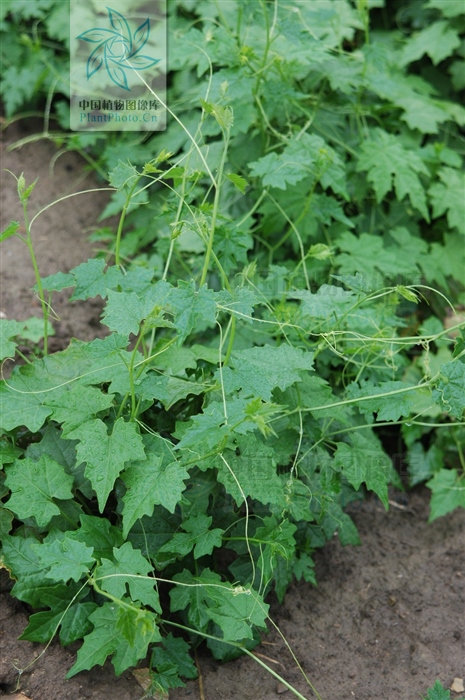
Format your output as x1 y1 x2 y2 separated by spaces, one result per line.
1 0 464 696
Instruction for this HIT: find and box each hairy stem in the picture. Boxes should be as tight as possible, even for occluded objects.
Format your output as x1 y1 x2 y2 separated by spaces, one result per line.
115 177 141 266
22 199 49 355
199 129 230 287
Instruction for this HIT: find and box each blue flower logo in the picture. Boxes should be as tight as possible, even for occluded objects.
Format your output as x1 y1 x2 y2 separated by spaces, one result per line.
76 6 160 91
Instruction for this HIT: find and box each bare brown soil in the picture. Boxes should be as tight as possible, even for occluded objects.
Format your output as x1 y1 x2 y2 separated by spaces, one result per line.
0 119 108 351
1 120 464 700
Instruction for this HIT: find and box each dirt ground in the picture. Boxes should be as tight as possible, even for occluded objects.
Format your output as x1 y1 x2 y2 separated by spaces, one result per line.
1 120 464 700
0 119 109 350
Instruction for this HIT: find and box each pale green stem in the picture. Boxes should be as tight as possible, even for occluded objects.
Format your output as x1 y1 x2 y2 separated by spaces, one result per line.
199 129 230 287
22 199 49 355
115 177 141 266
163 619 314 700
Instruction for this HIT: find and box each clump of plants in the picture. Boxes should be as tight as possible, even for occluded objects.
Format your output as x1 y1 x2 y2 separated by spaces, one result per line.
1 0 464 697
423 680 465 700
